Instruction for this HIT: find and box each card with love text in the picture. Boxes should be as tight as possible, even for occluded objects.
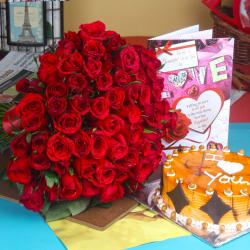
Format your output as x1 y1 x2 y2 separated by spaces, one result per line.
149 26 234 152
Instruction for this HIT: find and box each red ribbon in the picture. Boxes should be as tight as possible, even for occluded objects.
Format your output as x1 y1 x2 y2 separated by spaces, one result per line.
156 41 196 57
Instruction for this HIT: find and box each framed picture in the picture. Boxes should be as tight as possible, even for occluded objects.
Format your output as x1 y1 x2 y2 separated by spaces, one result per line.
6 1 46 46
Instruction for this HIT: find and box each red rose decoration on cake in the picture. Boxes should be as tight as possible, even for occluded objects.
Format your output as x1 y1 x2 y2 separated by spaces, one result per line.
2 20 189 217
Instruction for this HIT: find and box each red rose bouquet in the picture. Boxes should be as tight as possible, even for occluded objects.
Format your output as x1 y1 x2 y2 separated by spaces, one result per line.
0 21 190 220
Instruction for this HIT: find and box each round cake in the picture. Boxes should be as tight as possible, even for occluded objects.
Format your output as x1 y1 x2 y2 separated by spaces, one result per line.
155 145 250 234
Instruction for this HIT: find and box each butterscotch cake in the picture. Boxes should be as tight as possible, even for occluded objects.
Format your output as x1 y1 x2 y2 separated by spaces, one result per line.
154 145 250 234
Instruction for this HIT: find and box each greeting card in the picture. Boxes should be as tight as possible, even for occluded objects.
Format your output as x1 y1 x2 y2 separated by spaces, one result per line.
148 26 234 152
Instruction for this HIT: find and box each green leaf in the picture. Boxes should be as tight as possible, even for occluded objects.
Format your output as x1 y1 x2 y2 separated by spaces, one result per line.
69 168 74 176
0 169 8 181
44 202 72 222
128 80 142 85
41 200 51 215
44 198 90 222
38 82 45 88
161 119 167 124
89 197 102 208
45 171 59 188
33 56 39 68
67 198 91 216
159 62 165 70
144 128 153 134
169 109 176 113
115 44 128 53
26 133 32 144
98 202 112 209
15 183 23 194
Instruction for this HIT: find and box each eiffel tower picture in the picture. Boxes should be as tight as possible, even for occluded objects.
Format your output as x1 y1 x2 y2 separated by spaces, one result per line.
18 2 37 43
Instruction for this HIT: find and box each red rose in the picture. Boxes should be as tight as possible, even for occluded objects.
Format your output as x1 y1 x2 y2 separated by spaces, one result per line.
74 158 97 180
70 95 90 116
21 113 47 132
142 140 162 158
57 31 81 56
140 84 151 106
121 148 139 168
45 185 58 202
152 79 164 102
17 93 46 132
98 115 124 136
82 180 100 198
115 167 128 183
108 134 128 161
82 39 106 58
96 72 113 91
96 161 116 186
58 51 83 76
127 105 141 124
127 84 141 103
66 73 88 94
144 100 170 129
2 106 22 135
54 112 82 135
47 96 67 117
71 131 92 158
90 97 110 120
136 45 161 70
38 52 60 84
79 21 106 41
31 153 51 171
54 161 70 176
126 124 143 146
10 133 30 158
91 133 108 159
16 93 45 117
105 87 125 110
120 46 140 74
100 183 124 203
16 78 30 93
60 174 82 200
83 57 102 79
63 31 81 50
7 158 31 184
20 185 44 212
104 31 126 51
46 82 67 99
29 79 44 93
56 40 76 56
165 110 191 143
47 133 74 162
31 131 49 154
134 68 146 83
102 54 113 72
133 159 154 183
114 69 131 85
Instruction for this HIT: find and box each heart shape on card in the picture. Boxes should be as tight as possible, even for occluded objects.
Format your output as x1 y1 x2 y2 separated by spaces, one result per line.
217 160 244 175
173 89 224 134
168 70 187 88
